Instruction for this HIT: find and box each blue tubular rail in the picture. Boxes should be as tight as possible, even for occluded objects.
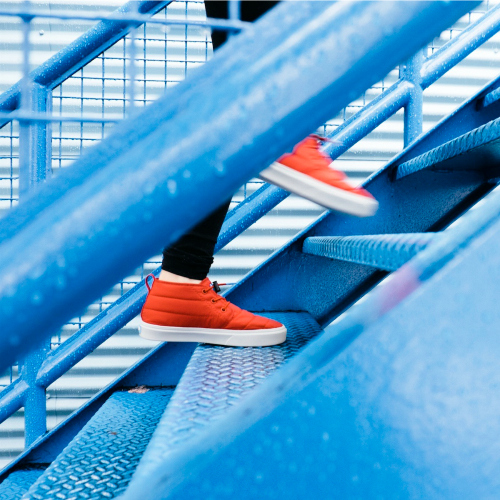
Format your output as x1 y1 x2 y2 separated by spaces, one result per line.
324 3 500 159
0 1 477 373
0 0 171 123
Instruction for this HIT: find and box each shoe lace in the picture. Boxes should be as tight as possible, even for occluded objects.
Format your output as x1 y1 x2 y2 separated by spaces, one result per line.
202 281 234 311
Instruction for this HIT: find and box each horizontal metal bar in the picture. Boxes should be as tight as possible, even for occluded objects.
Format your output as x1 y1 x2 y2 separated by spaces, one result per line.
0 111 118 123
421 4 500 89
323 79 412 159
0 1 171 122
0 9 250 32
0 1 478 372
35 184 287 389
0 112 119 124
303 233 436 271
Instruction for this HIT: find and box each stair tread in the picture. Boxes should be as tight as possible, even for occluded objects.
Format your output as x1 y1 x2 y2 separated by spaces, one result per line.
303 233 436 271
0 468 45 500
396 116 500 179
129 312 323 487
21 388 173 500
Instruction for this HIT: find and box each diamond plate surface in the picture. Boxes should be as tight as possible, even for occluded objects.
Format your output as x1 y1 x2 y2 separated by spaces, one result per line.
0 468 46 500
132 312 322 481
22 388 173 500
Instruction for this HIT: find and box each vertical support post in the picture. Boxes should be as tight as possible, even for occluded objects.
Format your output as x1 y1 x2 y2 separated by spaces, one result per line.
21 344 50 446
18 6 53 447
402 49 424 147
18 82 52 196
18 82 52 447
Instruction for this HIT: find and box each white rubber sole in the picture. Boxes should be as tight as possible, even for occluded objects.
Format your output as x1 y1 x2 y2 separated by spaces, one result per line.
260 162 379 217
140 321 287 347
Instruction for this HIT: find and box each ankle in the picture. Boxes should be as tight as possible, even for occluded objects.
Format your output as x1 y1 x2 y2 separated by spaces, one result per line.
159 270 203 285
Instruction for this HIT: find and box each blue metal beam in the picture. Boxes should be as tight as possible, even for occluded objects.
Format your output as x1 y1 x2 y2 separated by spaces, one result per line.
0 1 477 371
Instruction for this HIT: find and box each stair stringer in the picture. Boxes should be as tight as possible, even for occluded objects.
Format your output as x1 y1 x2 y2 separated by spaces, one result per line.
124 181 500 500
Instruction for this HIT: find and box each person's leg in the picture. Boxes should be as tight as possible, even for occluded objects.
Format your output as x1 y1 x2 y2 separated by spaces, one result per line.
160 0 279 285
141 1 286 347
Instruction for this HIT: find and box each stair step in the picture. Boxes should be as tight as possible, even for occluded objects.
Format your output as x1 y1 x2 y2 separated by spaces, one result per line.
395 117 500 180
0 468 46 500
303 233 436 271
129 312 323 487
20 388 173 500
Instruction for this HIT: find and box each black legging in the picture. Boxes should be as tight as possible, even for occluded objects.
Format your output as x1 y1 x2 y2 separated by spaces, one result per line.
162 1 279 280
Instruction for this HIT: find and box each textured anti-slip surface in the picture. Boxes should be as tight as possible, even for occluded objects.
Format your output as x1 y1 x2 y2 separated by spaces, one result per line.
396 117 500 179
0 469 46 500
21 388 173 500
130 312 323 483
303 233 436 271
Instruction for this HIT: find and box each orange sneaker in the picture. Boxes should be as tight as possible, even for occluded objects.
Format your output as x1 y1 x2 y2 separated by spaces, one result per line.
260 135 378 217
139 275 286 347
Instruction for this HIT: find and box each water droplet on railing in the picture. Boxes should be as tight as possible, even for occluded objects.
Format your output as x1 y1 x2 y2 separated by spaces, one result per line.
31 292 43 305
167 179 177 195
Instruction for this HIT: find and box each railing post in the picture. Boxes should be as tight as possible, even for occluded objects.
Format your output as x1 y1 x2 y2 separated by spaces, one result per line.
18 80 52 446
401 49 424 147
18 82 52 196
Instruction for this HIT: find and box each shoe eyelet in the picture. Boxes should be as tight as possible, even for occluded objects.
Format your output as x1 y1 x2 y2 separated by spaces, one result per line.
202 289 208 294
221 307 226 312
211 298 216 303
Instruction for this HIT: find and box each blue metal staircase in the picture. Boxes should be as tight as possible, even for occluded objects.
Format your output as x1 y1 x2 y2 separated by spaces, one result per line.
1 1 500 498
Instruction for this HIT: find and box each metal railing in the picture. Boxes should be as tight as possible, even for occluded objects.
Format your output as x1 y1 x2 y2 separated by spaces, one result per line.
0 0 495 462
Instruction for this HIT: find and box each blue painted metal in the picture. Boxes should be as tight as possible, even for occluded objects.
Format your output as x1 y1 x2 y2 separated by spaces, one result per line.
482 86 500 108
126 312 322 499
0 341 195 481
0 468 45 500
0 0 489 440
396 116 500 180
23 389 173 499
18 83 51 197
323 3 500 159
323 79 412 159
0 0 474 372
303 233 436 272
0 1 171 122
226 66 500 326
421 3 500 89
17 79 52 446
0 182 286 427
125 172 500 500
0 380 28 426
402 50 424 147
